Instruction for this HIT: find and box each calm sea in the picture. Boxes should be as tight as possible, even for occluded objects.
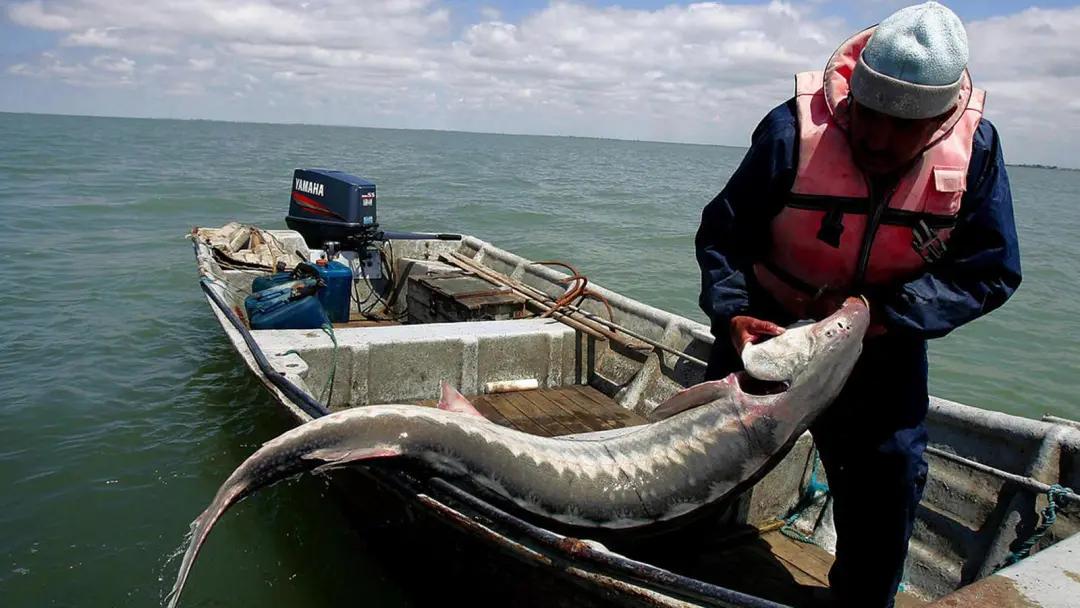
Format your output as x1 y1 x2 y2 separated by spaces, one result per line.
0 112 1076 607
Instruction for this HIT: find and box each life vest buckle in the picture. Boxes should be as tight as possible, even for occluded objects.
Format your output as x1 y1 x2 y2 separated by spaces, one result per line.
912 220 947 263
812 283 831 301
816 208 844 248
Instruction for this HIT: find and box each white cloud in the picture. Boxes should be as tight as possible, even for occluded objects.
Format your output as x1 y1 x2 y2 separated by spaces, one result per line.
7 51 134 87
187 57 216 72
61 27 177 55
61 27 120 48
3 1 1080 163
965 6 1080 164
8 0 72 30
91 55 135 74
164 80 204 96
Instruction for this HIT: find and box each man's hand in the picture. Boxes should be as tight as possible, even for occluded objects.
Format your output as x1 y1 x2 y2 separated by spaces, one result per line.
730 316 785 355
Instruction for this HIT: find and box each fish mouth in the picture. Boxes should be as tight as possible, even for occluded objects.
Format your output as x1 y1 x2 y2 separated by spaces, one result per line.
734 297 869 399
734 371 790 396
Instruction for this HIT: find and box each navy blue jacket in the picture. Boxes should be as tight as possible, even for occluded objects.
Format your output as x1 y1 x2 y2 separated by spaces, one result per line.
696 99 1022 340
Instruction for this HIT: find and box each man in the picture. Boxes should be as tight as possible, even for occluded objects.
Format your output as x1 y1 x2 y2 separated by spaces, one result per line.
695 3 1021 606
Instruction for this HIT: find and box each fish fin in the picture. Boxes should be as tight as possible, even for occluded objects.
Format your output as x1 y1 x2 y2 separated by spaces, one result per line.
437 381 486 418
649 379 737 421
303 446 401 472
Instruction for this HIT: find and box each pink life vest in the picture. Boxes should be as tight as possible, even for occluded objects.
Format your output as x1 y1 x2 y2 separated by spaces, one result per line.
753 27 986 319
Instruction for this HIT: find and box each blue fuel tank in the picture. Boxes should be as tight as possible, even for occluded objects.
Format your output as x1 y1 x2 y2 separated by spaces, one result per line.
311 259 352 323
245 279 330 330
250 260 352 323
251 270 294 294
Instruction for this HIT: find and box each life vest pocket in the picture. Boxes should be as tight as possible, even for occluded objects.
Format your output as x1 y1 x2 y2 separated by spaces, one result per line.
925 166 966 215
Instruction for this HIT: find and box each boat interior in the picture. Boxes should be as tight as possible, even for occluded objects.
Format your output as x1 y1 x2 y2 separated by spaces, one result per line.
194 224 1080 607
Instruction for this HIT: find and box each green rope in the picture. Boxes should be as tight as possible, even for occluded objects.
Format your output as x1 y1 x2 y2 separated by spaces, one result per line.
781 447 829 545
999 484 1073 569
278 325 337 407
318 323 338 407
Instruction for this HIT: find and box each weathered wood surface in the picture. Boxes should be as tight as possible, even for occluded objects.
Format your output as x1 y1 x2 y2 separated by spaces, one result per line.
417 385 648 436
651 529 927 607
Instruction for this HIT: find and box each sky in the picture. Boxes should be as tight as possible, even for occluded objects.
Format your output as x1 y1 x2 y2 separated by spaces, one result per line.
2 1 1079 165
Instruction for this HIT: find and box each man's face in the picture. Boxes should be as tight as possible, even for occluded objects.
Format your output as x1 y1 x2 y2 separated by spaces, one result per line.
848 100 948 176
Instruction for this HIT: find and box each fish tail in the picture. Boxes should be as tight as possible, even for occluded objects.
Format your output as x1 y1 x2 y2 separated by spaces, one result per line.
163 473 250 608
164 441 319 608
163 418 406 607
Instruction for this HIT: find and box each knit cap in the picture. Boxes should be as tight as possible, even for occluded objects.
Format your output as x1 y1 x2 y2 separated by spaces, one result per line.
850 2 968 119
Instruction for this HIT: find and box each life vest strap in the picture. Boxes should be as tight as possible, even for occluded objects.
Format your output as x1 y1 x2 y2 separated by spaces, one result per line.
785 194 957 229
759 258 824 297
787 193 869 214
884 208 957 230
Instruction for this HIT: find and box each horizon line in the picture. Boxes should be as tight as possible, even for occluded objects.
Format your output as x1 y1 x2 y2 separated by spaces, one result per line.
0 109 1074 171
0 109 747 151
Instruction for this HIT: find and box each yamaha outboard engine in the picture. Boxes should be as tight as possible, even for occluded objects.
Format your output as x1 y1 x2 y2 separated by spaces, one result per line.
283 168 460 321
286 169 378 247
286 168 460 251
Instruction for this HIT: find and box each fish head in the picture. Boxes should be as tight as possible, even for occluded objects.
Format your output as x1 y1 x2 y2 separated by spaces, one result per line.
737 297 868 425
741 297 868 390
651 298 868 422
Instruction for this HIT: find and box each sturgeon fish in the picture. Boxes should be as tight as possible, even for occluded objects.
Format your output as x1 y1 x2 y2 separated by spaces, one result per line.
165 299 868 607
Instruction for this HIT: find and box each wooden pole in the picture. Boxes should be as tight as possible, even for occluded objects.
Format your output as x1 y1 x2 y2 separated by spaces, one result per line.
442 252 708 368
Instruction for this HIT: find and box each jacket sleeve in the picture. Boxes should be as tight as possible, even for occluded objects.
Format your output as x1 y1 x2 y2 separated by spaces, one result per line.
696 101 798 332
871 120 1022 339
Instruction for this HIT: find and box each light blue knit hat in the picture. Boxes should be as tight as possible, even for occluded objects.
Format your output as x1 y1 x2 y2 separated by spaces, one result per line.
850 2 969 119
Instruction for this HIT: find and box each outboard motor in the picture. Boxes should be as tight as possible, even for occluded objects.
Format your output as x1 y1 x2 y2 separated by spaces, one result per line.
287 167 460 243
272 168 461 327
286 169 378 248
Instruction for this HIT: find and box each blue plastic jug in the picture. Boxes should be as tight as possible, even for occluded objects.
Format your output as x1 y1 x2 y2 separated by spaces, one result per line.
251 270 294 294
244 279 330 330
250 260 352 323
311 260 352 323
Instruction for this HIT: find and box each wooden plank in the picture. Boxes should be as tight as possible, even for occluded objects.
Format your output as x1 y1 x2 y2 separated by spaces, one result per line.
474 393 550 436
414 394 518 430
414 386 648 437
566 385 649 426
499 392 576 437
410 395 516 427
752 531 926 606
567 384 613 407
672 534 825 606
760 531 833 584
541 389 623 432
516 390 594 434
464 395 514 428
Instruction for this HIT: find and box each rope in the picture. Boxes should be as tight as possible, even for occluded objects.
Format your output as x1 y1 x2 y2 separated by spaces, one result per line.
278 325 336 407
780 447 830 545
530 261 588 319
999 484 1073 569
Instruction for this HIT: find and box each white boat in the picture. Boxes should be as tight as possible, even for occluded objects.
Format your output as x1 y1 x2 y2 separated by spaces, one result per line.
191 211 1078 607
